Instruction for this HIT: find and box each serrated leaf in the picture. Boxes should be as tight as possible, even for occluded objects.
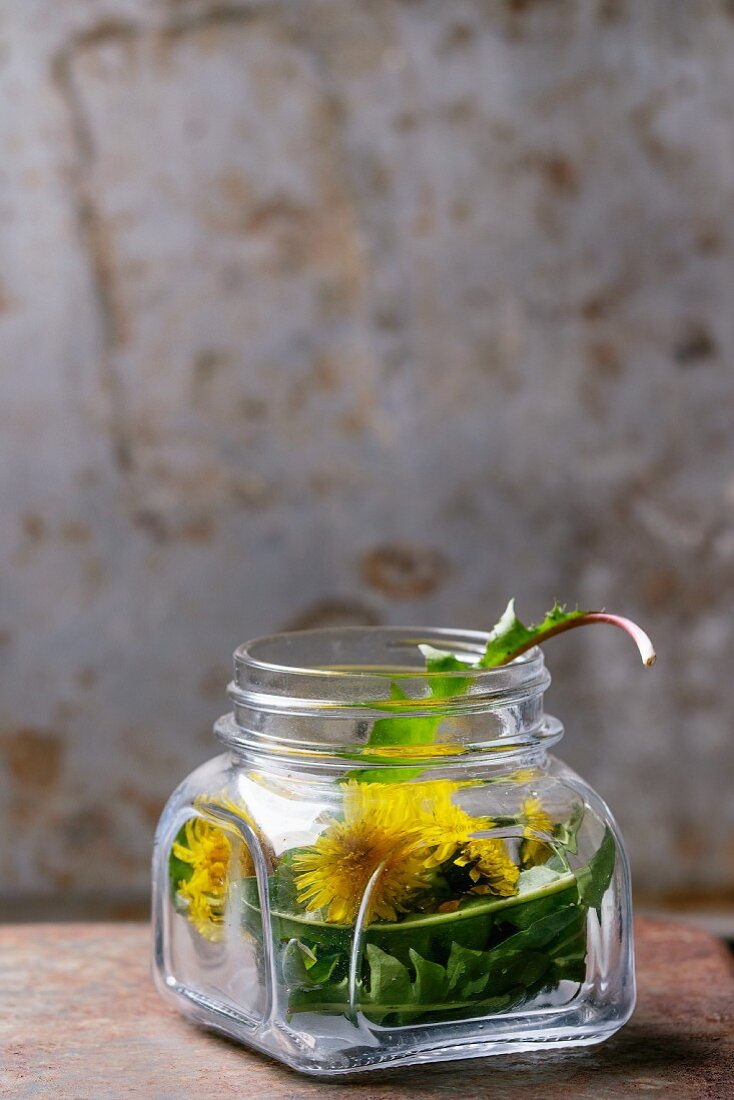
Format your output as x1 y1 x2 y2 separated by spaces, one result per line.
364 943 412 1006
409 948 450 1004
546 920 588 981
489 950 550 993
478 600 656 668
479 600 588 668
447 940 551 1001
447 941 491 994
436 909 579 1003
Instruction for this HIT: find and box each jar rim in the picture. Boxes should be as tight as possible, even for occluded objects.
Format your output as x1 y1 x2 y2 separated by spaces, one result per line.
228 625 550 715
234 625 541 682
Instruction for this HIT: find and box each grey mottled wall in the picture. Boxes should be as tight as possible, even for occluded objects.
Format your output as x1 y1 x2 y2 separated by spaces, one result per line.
2 0 734 914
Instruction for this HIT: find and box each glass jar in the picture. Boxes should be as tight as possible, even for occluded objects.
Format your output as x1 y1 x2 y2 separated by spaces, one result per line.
152 627 635 1076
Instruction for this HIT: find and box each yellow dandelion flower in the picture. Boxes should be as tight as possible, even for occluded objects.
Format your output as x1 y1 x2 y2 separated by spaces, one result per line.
455 837 519 897
172 795 258 940
519 796 554 867
414 781 494 867
292 781 430 925
411 782 519 896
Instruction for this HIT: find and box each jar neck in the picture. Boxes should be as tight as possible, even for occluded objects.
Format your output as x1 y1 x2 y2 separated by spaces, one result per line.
214 626 562 773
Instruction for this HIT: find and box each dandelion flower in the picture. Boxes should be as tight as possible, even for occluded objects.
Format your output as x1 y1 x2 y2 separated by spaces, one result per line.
416 781 491 867
411 782 519 896
293 781 429 925
455 837 519 897
519 796 554 867
172 795 258 940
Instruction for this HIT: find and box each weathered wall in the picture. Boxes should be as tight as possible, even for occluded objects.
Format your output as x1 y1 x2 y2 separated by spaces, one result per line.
1 0 734 915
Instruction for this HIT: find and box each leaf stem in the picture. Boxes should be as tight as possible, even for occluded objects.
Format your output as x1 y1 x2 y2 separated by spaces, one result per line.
502 612 656 667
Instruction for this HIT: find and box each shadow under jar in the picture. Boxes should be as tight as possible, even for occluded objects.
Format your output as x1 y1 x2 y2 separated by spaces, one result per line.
152 627 635 1076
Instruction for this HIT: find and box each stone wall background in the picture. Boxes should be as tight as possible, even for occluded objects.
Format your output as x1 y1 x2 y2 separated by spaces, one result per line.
1 0 733 916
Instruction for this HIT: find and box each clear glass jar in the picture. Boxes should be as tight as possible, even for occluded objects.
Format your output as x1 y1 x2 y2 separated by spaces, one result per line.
152 627 635 1076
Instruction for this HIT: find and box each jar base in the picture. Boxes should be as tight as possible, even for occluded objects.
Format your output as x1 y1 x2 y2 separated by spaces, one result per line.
155 969 635 1077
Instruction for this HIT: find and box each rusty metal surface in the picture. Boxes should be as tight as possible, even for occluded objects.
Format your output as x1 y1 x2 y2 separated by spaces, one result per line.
2 0 734 914
0 918 732 1098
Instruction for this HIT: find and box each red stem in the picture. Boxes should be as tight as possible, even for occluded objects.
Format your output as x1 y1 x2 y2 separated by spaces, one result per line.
503 612 656 667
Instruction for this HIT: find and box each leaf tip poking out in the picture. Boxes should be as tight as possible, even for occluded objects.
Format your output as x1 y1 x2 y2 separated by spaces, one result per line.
477 602 657 669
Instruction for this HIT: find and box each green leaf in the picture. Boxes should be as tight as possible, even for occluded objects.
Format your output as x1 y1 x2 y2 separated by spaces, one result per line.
477 600 656 668
442 904 585 1005
544 921 589 985
269 849 302 912
479 600 588 668
307 952 341 984
364 944 412 1005
492 904 583 955
240 875 264 938
420 648 473 700
367 683 441 747
446 942 492 995
487 950 551 994
366 922 436 966
288 976 350 1014
267 906 353 951
363 651 472 773
446 939 552 1001
282 939 340 988
282 938 315 988
409 948 450 1004
575 827 616 916
369 871 577 962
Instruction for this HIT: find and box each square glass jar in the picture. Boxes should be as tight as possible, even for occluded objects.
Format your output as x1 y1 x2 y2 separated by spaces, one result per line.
153 627 635 1075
